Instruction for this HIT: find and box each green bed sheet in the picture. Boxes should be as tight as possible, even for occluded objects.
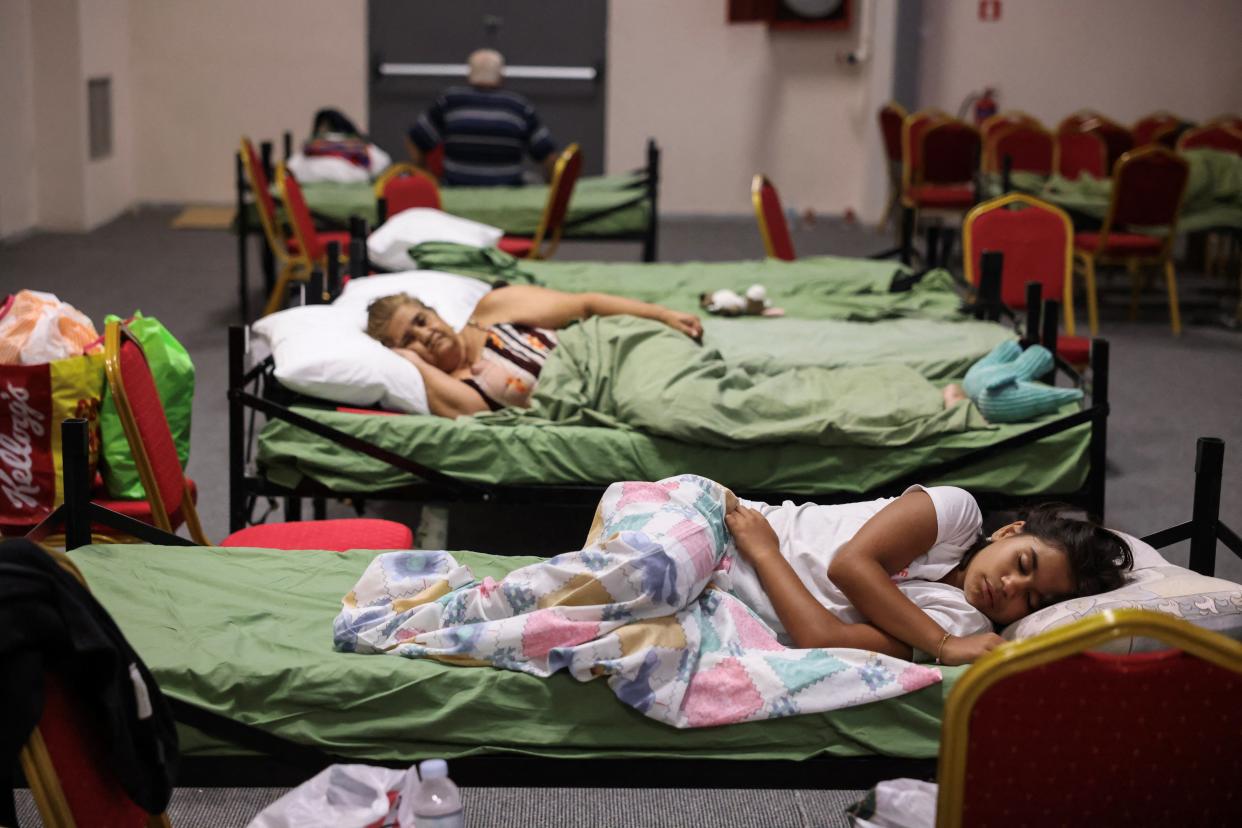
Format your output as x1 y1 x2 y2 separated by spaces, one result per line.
981 148 1242 233
70 543 963 762
293 172 650 237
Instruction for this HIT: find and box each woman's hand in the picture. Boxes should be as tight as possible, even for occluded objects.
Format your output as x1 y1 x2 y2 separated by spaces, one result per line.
725 505 780 564
660 309 704 342
938 632 1006 666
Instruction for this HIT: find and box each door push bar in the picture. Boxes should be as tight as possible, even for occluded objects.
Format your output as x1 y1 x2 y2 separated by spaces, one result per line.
377 61 597 82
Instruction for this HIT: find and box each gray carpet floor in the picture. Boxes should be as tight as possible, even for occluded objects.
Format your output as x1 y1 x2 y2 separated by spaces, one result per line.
2 207 1240 827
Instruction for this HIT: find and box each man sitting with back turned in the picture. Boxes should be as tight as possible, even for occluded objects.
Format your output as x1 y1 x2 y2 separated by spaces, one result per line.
406 49 559 186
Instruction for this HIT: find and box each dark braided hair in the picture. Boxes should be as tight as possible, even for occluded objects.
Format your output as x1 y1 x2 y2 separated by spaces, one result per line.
960 503 1133 599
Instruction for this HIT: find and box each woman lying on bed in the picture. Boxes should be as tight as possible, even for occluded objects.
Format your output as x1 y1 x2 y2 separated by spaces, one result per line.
723 484 1132 664
365 286 703 416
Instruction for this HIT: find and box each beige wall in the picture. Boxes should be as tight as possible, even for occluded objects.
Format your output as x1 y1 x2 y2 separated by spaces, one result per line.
917 0 1242 127
130 0 367 204
0 0 39 239
30 0 87 231
82 0 136 229
606 0 896 218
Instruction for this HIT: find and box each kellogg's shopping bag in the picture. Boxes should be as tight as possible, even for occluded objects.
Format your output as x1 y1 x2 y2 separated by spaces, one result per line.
0 353 103 528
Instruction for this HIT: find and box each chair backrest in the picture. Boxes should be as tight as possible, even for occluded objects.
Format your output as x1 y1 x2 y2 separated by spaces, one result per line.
276 162 325 265
937 610 1242 828
979 110 1041 145
1080 116 1134 172
239 137 288 262
901 109 949 191
1132 111 1182 147
878 101 908 164
751 174 795 261
528 143 583 259
1177 123 1242 156
1107 145 1190 231
374 162 442 217
424 143 445 180
1055 109 1102 135
1207 114 1242 132
1054 130 1107 179
102 321 208 544
962 194 1072 311
920 119 981 185
986 123 1054 175
21 673 167 828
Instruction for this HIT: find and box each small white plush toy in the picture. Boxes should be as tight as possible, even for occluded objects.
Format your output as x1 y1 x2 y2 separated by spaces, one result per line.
699 284 785 317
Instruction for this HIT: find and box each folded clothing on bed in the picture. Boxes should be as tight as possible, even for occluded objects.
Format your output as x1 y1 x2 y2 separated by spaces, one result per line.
478 316 990 447
335 475 942 728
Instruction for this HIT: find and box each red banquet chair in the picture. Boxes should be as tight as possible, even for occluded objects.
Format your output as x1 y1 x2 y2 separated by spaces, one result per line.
1072 146 1190 336
268 163 352 316
1054 129 1107 180
1207 114 1242 132
898 108 951 203
1078 116 1134 173
936 610 1242 828
751 174 795 261
1055 108 1103 136
962 194 1089 365
19 547 174 828
877 101 908 231
496 143 583 260
103 320 413 551
374 162 442 222
902 118 981 222
979 110 1042 147
1132 111 1183 148
985 123 1054 176
1177 123 1242 155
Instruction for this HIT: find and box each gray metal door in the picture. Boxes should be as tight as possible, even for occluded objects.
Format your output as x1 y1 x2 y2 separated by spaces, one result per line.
367 0 608 176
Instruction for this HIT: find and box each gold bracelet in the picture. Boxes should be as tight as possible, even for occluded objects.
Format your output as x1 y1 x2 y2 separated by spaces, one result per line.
935 632 952 665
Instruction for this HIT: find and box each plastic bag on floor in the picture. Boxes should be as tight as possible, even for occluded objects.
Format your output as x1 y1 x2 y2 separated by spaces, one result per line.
846 779 937 828
0 290 99 365
248 764 415 828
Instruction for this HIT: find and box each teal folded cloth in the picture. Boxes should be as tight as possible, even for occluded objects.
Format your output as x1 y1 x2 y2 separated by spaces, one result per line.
963 341 1083 423
407 241 542 284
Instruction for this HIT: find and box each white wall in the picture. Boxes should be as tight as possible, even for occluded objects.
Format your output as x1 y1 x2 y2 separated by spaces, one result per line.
81 0 136 229
917 0 1242 127
0 0 39 239
130 0 367 204
30 0 87 231
606 0 898 219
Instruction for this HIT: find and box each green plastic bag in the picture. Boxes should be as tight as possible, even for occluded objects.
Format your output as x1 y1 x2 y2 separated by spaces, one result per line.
99 313 195 499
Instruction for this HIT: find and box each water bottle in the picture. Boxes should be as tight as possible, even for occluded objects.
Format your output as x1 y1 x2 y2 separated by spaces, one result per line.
407 759 463 828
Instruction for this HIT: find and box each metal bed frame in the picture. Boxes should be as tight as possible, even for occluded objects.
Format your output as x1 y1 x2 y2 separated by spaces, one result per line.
39 420 1239 789
226 264 1112 540
234 135 661 321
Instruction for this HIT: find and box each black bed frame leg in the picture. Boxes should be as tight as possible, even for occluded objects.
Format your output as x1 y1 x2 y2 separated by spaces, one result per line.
285 497 303 522
1041 299 1060 385
1087 338 1109 519
1189 437 1225 576
236 152 250 323
642 138 659 262
1024 281 1043 345
977 250 1003 321
938 226 955 272
259 141 277 298
62 419 93 550
899 206 914 267
228 326 248 534
1002 153 1013 195
312 498 327 521
283 130 293 161
925 225 941 270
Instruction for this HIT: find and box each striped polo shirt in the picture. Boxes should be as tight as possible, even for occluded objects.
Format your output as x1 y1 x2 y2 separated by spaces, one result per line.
408 85 557 186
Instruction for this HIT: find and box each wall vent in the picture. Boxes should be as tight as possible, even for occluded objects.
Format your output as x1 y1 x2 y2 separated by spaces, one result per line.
87 77 113 160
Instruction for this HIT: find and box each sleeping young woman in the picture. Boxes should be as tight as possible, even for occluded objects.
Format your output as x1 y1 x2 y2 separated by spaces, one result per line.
365 285 703 416
722 484 1131 664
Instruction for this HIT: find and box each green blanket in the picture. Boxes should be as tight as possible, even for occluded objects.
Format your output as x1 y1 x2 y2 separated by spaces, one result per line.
983 149 1242 233
71 543 963 762
294 172 650 236
477 317 987 448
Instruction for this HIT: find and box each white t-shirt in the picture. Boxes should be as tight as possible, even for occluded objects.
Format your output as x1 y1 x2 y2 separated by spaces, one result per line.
727 485 994 647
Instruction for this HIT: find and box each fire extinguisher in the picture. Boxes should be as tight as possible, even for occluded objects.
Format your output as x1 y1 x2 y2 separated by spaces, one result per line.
973 87 998 125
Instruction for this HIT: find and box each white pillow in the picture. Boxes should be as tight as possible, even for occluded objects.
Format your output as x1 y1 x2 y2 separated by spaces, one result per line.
285 153 371 184
367 208 503 271
251 305 429 414
1001 529 1242 653
333 271 492 333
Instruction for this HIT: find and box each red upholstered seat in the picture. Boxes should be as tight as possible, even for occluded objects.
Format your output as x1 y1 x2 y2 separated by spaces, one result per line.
497 235 535 257
1057 335 1091 366
221 518 414 551
1073 231 1162 254
286 230 351 256
909 184 975 208
94 477 197 524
